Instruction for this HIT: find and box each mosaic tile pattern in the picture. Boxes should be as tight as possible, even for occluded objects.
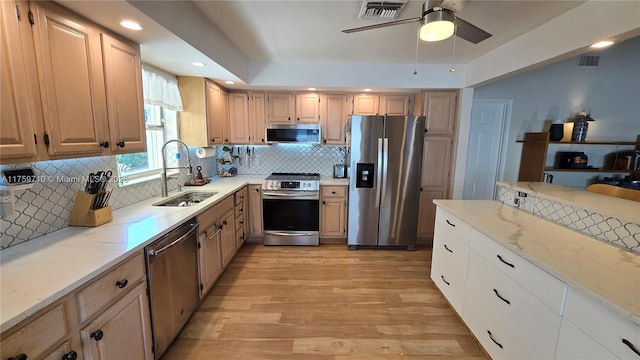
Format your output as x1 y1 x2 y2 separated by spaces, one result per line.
0 144 344 250
496 186 640 253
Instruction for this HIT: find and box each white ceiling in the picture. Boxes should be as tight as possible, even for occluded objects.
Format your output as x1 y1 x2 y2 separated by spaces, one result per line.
56 0 637 91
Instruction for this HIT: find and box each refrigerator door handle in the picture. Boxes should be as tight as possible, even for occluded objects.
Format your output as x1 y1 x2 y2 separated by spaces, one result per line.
376 137 383 208
380 137 389 208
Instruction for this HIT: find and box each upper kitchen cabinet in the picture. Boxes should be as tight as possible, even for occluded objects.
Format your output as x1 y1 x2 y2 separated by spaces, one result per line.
101 33 145 153
352 93 379 115
266 92 295 123
379 94 411 116
228 92 250 144
249 92 267 145
320 93 351 145
295 92 320 123
178 77 229 146
0 0 38 161
413 90 458 135
31 1 110 156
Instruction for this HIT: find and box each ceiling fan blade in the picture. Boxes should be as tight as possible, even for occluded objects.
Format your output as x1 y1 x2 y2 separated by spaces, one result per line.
342 17 422 34
454 16 492 44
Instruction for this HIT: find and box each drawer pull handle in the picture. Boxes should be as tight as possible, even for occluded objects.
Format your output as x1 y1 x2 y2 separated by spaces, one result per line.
115 279 128 289
443 244 453 253
487 330 503 349
497 254 515 268
62 351 78 360
445 219 455 227
440 275 450 286
331 191 336 194
7 354 28 360
90 329 104 341
622 339 640 356
493 288 511 305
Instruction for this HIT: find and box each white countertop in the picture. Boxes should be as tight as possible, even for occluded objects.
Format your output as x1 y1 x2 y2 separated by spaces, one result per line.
497 181 640 224
434 200 640 325
0 175 265 332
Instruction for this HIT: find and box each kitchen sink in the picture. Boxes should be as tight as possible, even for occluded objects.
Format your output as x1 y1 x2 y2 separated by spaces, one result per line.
152 191 218 207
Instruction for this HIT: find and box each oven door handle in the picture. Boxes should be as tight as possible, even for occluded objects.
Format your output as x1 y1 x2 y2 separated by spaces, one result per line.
262 191 319 199
265 231 318 237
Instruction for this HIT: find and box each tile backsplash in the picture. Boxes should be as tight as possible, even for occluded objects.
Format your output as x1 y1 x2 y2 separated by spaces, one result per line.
0 144 344 250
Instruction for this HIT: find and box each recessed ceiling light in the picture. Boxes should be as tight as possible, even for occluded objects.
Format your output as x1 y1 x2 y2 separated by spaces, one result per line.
225 81 234 85
308 87 316 91
363 88 372 92
192 62 205 67
120 20 142 31
590 41 614 48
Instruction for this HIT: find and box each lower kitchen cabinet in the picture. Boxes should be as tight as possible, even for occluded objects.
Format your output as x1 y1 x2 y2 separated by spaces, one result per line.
198 223 223 298
220 207 236 268
320 185 347 239
234 186 248 249
247 184 263 237
80 282 153 360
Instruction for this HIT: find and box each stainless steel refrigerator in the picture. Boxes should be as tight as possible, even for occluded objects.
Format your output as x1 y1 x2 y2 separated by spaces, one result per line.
347 115 425 249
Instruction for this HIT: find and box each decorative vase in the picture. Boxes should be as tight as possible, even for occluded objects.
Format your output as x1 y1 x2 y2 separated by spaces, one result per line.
571 117 589 142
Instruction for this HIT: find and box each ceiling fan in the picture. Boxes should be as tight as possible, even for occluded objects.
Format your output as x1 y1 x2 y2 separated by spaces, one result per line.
342 0 492 44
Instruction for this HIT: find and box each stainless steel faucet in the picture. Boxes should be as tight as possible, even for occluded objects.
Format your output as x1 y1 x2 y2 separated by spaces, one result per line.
161 139 193 197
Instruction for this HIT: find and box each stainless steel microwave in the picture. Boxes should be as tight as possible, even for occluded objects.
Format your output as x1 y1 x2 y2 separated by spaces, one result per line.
265 123 321 144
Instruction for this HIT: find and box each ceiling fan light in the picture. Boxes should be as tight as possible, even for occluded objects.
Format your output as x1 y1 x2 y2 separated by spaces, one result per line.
420 10 454 42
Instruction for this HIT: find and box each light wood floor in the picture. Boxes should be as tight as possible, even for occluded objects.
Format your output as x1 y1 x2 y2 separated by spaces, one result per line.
162 243 488 360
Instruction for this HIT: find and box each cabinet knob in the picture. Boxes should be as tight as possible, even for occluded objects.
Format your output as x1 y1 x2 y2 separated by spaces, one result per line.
297 117 300 122
331 191 336 194
255 188 260 192
322 201 326 204
115 279 128 289
210 139 216 144
116 140 125 148
223 220 228 226
62 351 78 360
100 141 110 148
288 117 291 121
90 330 104 341
323 139 327 144
7 354 28 360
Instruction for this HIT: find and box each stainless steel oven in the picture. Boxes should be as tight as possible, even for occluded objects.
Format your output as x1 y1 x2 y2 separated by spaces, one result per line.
262 173 320 245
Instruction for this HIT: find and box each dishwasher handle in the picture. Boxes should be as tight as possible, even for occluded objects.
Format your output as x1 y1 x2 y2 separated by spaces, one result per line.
148 223 198 258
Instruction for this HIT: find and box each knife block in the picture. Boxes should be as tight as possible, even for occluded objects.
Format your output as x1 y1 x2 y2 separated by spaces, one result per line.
69 190 113 227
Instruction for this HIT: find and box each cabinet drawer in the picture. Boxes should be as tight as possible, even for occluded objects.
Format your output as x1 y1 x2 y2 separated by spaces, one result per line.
42 340 76 360
235 215 244 231
556 318 618 359
467 250 561 360
470 229 566 313
430 256 465 315
563 286 640 359
463 287 535 360
433 223 469 280
77 253 145 321
1 303 69 360
321 186 347 198
198 196 234 231
435 208 471 244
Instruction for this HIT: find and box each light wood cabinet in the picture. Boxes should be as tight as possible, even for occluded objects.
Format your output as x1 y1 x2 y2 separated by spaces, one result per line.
295 92 320 123
266 92 295 123
249 92 267 145
247 184 263 237
413 90 458 135
80 282 153 360
380 94 411 115
0 0 38 161
417 136 453 239
320 93 350 145
178 77 229 146
320 186 347 239
234 186 248 250
352 93 379 115
197 195 234 297
228 92 250 144
220 208 236 267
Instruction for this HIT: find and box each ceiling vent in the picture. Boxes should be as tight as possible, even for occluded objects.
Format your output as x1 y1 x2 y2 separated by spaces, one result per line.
358 1 408 19
578 55 600 67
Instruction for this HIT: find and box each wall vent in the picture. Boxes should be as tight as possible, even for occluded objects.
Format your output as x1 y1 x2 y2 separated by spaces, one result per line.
578 55 600 67
358 1 408 19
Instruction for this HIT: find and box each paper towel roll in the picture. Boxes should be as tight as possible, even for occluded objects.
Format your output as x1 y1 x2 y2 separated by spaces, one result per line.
196 147 216 158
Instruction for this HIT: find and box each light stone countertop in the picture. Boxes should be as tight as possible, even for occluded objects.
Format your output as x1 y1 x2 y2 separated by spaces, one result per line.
497 181 640 224
0 175 266 333
434 199 640 325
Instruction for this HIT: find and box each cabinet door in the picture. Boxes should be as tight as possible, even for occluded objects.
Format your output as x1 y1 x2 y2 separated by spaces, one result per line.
247 185 263 237
206 80 225 145
417 190 445 239
220 210 236 267
81 282 153 360
228 92 250 144
198 227 223 298
101 33 145 153
321 93 350 145
267 93 294 123
380 94 410 115
0 0 38 160
320 198 346 238
352 94 379 115
32 2 109 156
221 89 230 144
422 91 457 135
421 136 452 190
249 92 267 144
295 93 319 123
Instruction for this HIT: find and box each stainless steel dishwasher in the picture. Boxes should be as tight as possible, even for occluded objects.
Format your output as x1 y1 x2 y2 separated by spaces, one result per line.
145 218 199 359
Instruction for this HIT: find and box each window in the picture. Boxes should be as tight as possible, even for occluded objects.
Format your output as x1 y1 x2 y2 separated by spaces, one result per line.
115 104 179 185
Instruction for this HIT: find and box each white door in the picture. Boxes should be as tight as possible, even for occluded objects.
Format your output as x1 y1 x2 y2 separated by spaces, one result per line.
463 99 510 200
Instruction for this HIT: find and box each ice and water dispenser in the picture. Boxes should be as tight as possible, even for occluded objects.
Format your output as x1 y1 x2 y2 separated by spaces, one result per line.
355 163 375 188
